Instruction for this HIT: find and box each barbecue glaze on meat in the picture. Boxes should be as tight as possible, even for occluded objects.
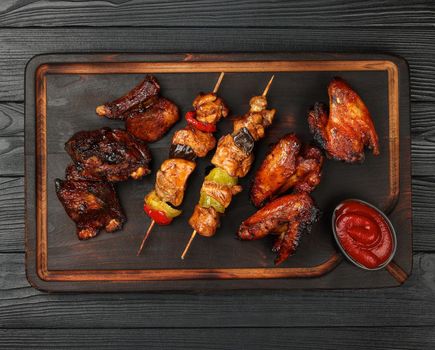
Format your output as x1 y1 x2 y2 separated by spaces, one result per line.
55 179 126 240
192 92 229 124
238 192 319 265
250 134 324 207
65 127 151 182
308 78 379 163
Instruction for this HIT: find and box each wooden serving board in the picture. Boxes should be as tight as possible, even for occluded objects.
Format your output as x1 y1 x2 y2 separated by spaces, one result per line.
25 53 411 292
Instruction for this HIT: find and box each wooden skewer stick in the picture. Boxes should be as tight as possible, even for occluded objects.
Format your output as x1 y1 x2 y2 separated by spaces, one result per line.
213 72 225 93
137 72 225 257
262 75 275 97
137 219 156 256
181 230 197 260
180 75 275 260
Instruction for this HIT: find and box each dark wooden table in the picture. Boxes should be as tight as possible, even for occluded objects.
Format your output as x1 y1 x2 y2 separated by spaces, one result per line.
1 1 434 348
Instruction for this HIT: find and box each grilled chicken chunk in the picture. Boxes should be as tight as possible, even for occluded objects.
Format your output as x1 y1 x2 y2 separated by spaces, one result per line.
233 96 276 141
96 75 160 119
55 179 126 240
188 204 220 237
308 78 379 163
65 128 151 182
251 134 324 207
125 97 179 143
155 158 196 207
172 125 216 158
201 181 242 210
211 134 254 178
192 92 229 124
238 192 319 265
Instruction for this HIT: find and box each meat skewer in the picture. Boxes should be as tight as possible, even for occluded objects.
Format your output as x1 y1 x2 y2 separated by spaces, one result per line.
137 72 228 255
181 75 276 259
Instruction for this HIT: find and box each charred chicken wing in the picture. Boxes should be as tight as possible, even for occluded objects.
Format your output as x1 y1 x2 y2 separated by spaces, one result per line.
238 192 319 265
250 134 324 207
65 127 151 182
125 97 179 143
96 75 160 119
55 179 126 240
308 78 379 163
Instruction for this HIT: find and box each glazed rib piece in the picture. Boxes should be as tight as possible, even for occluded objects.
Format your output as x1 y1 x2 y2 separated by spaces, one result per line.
308 77 379 163
55 179 126 240
96 75 160 119
65 127 151 182
125 97 179 143
250 134 324 207
238 192 319 265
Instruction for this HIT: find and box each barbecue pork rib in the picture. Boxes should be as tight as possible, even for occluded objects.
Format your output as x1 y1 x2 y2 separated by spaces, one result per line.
55 179 126 240
65 127 151 182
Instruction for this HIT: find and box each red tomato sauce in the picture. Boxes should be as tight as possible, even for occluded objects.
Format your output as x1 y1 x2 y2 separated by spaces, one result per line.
334 200 394 269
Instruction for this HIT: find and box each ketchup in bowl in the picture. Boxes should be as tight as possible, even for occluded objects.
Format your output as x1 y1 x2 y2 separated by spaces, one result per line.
332 199 396 270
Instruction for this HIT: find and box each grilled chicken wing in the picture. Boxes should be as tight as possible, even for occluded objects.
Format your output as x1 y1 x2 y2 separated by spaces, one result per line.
188 204 220 237
308 78 379 163
250 134 324 207
55 179 126 240
155 158 196 207
125 97 179 143
65 128 151 182
193 92 229 124
172 125 216 158
96 75 160 119
238 192 319 265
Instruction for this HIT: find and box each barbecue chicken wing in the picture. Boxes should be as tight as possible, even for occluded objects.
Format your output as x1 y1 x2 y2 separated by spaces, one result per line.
65 128 151 182
125 97 179 143
308 78 379 163
238 192 319 265
155 158 196 207
55 179 126 240
251 134 324 207
96 75 160 119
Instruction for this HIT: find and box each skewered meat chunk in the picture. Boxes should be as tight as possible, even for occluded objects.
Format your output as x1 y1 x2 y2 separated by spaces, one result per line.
200 181 242 210
96 75 160 119
192 92 229 124
125 97 179 143
250 134 324 207
65 127 151 182
238 192 319 265
211 134 254 178
308 78 379 163
188 204 220 237
55 179 126 240
233 96 276 141
172 125 216 158
155 158 196 207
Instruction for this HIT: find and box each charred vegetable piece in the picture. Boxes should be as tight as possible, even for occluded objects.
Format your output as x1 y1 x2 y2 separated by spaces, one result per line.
144 191 182 219
233 127 255 154
185 111 217 133
205 167 238 186
169 143 197 161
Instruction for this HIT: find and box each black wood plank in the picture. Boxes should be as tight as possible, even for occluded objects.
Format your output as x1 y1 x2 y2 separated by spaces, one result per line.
0 27 433 101
1 252 435 328
0 103 22 136
0 327 434 350
0 0 433 28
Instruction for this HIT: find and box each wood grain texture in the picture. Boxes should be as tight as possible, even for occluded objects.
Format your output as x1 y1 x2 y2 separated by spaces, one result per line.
0 27 433 101
0 327 434 350
0 0 433 28
0 103 23 136
1 253 435 328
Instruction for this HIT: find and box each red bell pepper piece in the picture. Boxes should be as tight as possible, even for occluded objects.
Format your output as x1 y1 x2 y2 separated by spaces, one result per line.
143 204 173 225
185 111 217 133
